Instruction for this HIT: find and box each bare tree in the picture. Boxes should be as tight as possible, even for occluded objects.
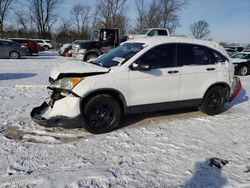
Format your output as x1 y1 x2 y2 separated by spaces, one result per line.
159 0 188 33
71 2 91 39
190 20 210 39
135 0 146 31
145 0 161 28
134 0 188 33
0 0 15 37
96 0 128 30
30 0 60 38
14 7 35 35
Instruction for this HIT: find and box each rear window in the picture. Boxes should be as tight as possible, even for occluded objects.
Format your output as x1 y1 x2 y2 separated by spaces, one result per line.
158 30 168 36
35 40 44 43
45 40 51 43
177 44 210 66
210 49 228 62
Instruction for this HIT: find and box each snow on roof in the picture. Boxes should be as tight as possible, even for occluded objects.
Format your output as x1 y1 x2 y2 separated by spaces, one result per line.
125 36 229 58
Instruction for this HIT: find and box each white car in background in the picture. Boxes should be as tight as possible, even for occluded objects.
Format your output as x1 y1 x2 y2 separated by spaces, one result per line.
231 52 250 76
31 37 241 134
33 39 53 50
129 28 170 40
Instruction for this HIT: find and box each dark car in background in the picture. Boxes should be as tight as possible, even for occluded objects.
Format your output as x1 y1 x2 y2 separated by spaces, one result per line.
231 52 250 76
72 40 103 61
9 38 39 54
0 39 29 59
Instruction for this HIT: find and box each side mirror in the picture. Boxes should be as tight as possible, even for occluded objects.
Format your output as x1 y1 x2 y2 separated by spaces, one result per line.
130 61 151 71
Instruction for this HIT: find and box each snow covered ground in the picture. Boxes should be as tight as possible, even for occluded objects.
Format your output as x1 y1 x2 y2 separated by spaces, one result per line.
0 52 250 187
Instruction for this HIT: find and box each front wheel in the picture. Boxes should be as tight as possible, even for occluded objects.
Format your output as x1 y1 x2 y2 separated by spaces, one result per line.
9 51 20 59
83 94 121 134
199 86 227 115
238 66 248 76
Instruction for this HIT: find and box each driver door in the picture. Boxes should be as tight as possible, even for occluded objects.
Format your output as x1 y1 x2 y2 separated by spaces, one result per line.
128 44 181 109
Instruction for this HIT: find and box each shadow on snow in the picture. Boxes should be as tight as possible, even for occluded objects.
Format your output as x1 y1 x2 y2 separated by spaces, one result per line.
0 73 36 80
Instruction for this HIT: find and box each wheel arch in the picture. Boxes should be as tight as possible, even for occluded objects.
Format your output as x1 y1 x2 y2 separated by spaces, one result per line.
203 82 231 100
83 50 100 61
80 88 128 114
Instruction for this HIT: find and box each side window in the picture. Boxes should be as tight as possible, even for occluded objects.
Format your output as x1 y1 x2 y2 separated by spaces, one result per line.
9 42 18 46
158 30 168 36
177 44 210 66
209 49 228 63
147 30 158 36
137 44 176 69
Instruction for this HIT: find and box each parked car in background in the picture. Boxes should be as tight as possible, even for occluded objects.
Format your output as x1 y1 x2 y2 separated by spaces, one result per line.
31 37 241 134
231 52 250 76
72 40 103 61
129 28 170 40
224 46 244 57
8 38 39 55
59 43 71 56
0 39 29 59
243 48 250 52
224 47 237 57
33 39 53 50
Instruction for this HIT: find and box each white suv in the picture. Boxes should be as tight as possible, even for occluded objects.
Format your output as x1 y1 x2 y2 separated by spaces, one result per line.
31 37 241 134
33 39 53 50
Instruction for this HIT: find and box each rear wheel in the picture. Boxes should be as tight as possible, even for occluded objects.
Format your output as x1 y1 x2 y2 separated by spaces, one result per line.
83 94 121 134
9 51 20 59
199 86 227 115
238 65 248 76
44 46 49 51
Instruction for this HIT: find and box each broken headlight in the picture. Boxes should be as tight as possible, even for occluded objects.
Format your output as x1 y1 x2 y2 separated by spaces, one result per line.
50 77 84 90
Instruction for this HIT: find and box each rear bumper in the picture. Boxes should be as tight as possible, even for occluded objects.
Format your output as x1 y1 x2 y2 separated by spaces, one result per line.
229 76 242 102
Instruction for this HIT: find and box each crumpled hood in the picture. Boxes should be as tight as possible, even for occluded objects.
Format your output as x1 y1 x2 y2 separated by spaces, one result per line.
50 62 109 80
231 58 248 64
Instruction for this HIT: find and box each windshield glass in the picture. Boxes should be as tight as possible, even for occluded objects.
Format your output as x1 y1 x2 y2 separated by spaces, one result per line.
232 53 248 59
137 29 149 35
91 43 145 68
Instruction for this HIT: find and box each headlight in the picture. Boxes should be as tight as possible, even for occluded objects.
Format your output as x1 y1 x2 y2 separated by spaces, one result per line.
51 77 84 90
78 49 86 54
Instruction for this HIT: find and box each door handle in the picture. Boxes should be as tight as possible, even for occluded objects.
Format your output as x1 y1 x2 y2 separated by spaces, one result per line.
206 68 215 71
168 70 179 74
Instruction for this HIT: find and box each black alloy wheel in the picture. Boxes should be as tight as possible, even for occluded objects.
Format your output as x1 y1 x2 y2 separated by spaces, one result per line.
83 94 121 134
199 86 227 115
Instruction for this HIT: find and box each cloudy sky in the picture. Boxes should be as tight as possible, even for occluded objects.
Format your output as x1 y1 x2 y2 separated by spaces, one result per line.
57 0 250 44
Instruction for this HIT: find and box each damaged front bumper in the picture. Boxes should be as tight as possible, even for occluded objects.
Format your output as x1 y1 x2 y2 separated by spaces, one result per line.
30 90 84 128
229 76 242 102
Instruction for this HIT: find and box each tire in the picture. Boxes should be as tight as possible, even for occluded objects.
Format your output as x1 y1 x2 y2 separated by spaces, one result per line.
9 51 20 59
83 94 121 134
85 53 98 61
44 46 49 51
238 66 248 76
199 86 227 115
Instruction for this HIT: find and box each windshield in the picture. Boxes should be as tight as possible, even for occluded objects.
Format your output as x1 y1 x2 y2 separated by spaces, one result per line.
137 29 149 35
232 53 249 59
91 43 145 68
90 31 100 41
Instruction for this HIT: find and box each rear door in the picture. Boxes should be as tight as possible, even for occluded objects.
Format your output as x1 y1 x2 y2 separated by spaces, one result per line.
177 43 218 101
